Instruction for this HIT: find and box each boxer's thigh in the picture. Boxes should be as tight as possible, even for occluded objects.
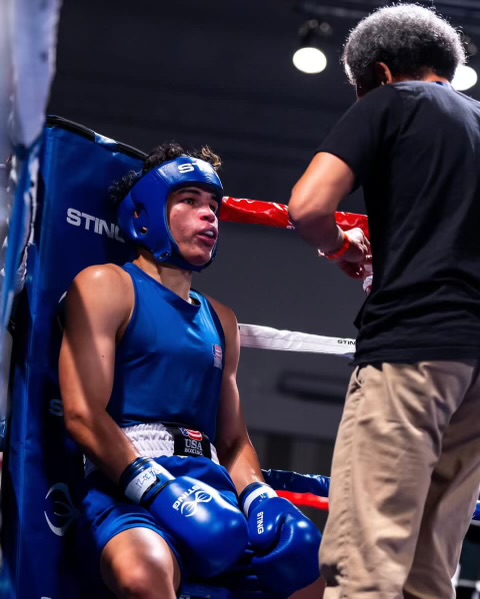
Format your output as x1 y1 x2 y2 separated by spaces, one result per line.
101 527 181 599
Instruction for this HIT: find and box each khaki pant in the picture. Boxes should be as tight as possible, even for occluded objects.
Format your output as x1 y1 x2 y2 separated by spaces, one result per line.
320 361 480 599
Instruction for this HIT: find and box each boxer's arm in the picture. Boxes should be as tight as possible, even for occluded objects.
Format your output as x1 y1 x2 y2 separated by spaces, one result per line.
208 298 264 492
59 264 138 483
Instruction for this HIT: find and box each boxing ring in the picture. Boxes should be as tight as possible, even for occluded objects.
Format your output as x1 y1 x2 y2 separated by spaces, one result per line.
0 116 479 599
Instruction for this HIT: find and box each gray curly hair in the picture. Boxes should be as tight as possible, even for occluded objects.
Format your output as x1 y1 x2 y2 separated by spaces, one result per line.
343 3 466 88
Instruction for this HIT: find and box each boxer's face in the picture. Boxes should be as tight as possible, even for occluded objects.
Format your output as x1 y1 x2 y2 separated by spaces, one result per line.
167 186 219 267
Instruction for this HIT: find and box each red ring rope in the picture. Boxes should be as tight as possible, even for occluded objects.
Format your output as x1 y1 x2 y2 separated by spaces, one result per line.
221 197 369 239
278 491 329 512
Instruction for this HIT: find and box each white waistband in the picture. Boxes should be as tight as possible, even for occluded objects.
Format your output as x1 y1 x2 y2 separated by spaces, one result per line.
84 422 219 477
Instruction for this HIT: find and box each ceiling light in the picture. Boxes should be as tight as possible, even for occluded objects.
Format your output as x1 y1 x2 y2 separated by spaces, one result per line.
293 19 331 75
293 46 327 74
452 65 478 91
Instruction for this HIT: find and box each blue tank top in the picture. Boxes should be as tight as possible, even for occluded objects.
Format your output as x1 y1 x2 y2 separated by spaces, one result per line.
107 263 225 442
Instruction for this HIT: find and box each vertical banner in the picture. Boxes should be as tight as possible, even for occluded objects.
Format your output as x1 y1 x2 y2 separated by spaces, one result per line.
0 0 62 453
9 0 63 150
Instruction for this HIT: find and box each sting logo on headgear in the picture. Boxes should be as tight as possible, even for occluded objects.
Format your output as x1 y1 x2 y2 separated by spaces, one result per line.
117 156 223 271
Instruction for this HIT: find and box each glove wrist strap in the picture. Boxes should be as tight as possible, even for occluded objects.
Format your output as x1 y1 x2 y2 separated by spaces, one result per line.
121 457 173 504
240 482 277 517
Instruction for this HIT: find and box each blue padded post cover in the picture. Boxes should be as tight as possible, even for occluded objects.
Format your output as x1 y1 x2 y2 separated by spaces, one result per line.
0 116 141 599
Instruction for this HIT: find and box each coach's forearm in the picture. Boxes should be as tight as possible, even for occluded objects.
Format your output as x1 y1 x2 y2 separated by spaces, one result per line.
289 207 344 253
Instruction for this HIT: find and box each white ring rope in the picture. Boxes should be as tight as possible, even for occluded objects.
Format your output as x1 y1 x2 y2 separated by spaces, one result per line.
239 323 355 359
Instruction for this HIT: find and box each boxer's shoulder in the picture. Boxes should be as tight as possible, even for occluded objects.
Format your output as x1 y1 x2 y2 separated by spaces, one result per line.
66 263 134 327
72 263 130 287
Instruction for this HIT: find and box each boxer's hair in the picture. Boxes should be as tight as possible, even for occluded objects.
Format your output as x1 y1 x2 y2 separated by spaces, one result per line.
342 3 466 89
110 142 221 210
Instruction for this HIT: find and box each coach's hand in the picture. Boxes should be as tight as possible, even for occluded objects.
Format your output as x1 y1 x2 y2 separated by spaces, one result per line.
121 457 248 577
337 227 371 280
240 482 321 596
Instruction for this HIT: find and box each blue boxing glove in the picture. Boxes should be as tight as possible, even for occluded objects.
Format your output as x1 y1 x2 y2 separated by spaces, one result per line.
121 457 248 578
239 482 321 595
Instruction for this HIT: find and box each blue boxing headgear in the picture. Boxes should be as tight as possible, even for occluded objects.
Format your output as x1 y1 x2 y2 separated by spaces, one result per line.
117 156 223 271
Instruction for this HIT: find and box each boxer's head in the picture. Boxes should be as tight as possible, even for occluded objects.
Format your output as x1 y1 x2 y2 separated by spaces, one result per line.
342 4 466 97
114 144 223 271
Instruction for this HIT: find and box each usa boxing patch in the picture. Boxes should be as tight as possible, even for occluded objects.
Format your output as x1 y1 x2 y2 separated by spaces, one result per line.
169 425 212 459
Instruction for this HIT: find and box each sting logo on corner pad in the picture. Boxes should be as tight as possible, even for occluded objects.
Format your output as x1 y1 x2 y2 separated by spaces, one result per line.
66 208 124 242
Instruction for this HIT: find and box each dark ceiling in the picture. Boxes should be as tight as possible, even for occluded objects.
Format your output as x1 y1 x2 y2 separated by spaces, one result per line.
48 0 480 208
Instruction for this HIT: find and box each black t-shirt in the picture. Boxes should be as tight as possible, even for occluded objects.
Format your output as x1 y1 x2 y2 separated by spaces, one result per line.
318 81 480 363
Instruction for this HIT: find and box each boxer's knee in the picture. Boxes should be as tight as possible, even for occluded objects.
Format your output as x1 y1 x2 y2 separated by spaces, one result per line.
111 562 174 599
